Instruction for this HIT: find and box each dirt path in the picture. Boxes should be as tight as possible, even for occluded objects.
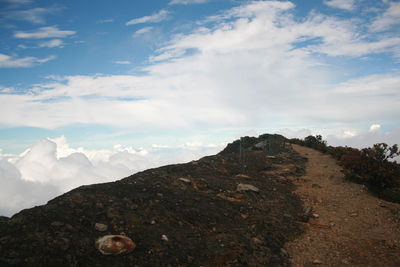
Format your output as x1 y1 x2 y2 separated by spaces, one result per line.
285 144 400 267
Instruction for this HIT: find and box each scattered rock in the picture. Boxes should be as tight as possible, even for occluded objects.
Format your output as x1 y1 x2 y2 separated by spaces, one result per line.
95 235 136 255
237 183 260 192
312 213 319 218
95 223 108 232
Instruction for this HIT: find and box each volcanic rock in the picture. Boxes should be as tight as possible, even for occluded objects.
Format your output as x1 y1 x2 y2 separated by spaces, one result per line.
0 133 308 266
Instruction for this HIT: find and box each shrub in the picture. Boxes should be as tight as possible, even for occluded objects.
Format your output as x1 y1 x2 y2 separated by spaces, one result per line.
290 135 400 203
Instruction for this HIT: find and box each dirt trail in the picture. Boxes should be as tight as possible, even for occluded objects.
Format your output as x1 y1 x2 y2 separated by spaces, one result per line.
286 144 400 267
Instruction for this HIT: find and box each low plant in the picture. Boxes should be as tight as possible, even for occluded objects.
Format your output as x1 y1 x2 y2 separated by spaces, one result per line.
290 136 400 203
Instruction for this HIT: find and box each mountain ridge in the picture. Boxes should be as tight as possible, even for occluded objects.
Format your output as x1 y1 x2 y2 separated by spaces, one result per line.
1 134 309 266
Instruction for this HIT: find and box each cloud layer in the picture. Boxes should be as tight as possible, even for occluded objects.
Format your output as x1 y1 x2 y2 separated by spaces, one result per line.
1 1 399 131
0 136 223 217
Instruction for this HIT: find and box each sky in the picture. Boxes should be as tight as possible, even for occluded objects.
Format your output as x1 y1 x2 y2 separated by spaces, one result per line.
0 0 399 216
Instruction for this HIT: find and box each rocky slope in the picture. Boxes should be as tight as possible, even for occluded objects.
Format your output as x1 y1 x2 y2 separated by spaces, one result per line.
0 134 308 266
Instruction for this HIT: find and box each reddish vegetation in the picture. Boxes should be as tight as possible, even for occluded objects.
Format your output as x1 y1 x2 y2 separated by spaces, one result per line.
290 136 400 203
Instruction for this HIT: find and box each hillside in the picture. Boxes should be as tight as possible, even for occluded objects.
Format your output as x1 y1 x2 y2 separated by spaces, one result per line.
0 134 307 266
1 134 399 266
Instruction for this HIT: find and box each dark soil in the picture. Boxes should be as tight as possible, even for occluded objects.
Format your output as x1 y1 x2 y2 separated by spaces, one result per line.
0 135 308 267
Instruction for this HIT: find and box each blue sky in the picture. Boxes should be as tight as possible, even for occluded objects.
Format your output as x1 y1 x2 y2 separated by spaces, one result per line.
0 0 400 215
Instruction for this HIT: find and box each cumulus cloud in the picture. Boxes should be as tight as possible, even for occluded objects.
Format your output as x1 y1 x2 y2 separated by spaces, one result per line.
0 53 55 68
0 1 399 134
14 26 76 39
0 136 223 217
323 0 357 11
326 126 400 149
126 10 169 25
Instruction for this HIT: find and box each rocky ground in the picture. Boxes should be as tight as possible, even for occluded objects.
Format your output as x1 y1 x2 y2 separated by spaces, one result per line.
0 135 308 266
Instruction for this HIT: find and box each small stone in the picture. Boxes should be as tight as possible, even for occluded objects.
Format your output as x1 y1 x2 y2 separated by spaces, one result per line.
51 221 64 227
252 237 263 245
304 207 312 215
178 178 191 184
240 214 249 219
312 213 319 218
235 174 251 179
280 248 289 257
95 235 136 255
161 234 169 242
95 223 108 232
237 183 260 192
150 220 156 225
312 259 322 264
65 224 74 231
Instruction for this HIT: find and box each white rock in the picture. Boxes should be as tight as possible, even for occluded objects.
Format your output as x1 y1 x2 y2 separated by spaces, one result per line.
161 234 169 242
237 183 260 192
178 178 191 184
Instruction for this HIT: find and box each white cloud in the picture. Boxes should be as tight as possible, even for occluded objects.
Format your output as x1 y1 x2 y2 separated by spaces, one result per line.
370 2 400 32
0 136 223 217
169 0 209 5
114 60 132 65
1 1 399 132
133 26 154 36
2 0 31 3
126 10 169 25
4 7 59 24
327 126 400 149
369 124 381 132
96 18 114 24
14 26 76 39
323 0 357 11
0 53 55 68
38 39 64 48
1 0 31 6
